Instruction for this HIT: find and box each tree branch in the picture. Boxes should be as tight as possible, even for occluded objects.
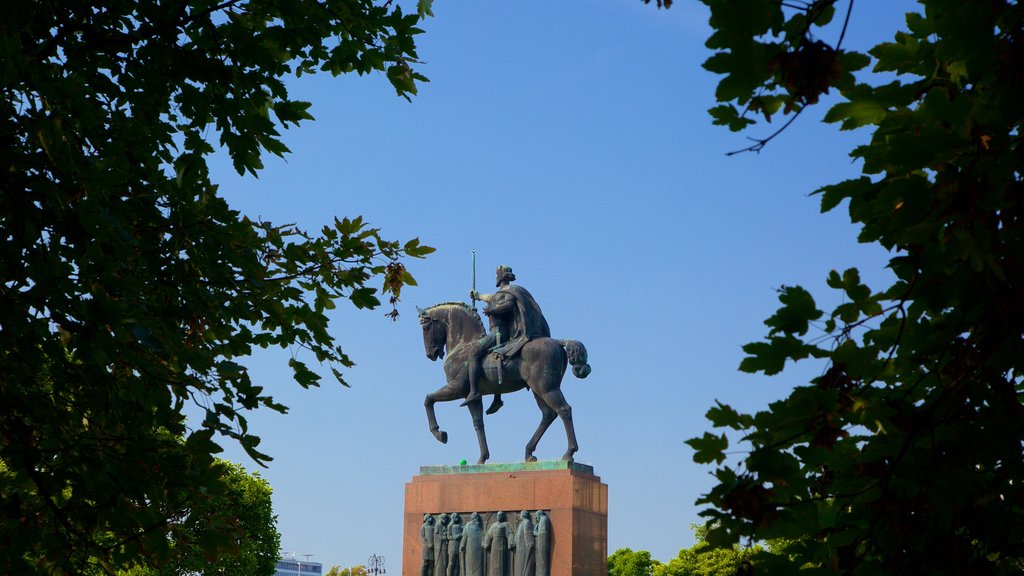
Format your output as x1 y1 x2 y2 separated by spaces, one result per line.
726 108 805 156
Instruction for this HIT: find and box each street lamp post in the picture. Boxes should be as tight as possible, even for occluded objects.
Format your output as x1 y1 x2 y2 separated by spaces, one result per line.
367 554 385 576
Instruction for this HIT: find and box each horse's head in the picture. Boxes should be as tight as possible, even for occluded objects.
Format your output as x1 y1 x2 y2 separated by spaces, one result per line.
418 306 446 361
418 302 485 362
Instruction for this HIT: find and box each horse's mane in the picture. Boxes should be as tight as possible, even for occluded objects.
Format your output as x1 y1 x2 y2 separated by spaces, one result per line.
424 301 485 333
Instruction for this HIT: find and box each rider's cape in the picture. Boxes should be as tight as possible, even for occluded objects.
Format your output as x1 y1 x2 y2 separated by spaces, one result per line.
492 284 550 358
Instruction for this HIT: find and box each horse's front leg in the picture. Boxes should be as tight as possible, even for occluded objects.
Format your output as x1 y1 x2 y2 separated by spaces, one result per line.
466 398 490 464
425 390 448 444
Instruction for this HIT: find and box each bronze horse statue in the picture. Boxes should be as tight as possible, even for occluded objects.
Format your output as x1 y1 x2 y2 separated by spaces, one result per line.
418 302 591 464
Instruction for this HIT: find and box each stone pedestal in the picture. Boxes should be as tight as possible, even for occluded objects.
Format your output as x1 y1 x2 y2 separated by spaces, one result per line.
403 462 607 576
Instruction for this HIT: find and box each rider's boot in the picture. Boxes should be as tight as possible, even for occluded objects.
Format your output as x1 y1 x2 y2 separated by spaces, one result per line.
485 394 504 415
460 361 483 407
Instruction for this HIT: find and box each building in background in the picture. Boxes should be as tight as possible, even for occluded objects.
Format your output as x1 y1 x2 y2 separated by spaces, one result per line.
275 556 323 576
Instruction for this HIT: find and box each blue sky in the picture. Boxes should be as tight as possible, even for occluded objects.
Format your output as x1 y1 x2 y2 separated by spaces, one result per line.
202 0 917 571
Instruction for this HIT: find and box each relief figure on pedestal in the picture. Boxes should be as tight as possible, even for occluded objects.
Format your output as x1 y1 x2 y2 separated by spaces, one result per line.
421 514 435 576
434 513 450 576
510 510 535 576
461 512 485 576
533 511 551 576
446 513 463 576
482 511 511 576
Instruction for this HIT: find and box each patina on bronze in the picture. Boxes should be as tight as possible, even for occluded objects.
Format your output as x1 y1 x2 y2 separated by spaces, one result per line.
463 266 550 412
418 266 591 464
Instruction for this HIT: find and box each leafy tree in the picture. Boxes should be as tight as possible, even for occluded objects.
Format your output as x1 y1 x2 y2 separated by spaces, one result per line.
679 0 1024 575
0 0 432 573
118 461 279 576
610 527 760 576
325 565 368 576
608 548 659 576
653 526 760 576
655 546 747 576
159 461 280 576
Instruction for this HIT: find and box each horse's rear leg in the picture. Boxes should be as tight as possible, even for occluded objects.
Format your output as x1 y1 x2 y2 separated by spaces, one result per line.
425 392 448 444
467 399 490 465
541 389 578 462
525 392 558 463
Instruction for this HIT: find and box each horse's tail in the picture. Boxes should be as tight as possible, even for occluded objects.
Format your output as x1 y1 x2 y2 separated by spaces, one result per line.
559 339 591 379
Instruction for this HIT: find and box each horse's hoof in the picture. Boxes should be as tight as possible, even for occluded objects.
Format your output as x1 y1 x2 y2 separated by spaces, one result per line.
561 451 576 463
433 430 448 444
525 454 537 463
477 455 488 465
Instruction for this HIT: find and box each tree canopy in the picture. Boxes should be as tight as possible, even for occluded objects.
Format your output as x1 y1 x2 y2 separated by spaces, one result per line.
684 0 1024 574
609 527 759 576
608 548 657 576
326 565 368 576
158 461 280 576
0 0 432 573
122 461 280 576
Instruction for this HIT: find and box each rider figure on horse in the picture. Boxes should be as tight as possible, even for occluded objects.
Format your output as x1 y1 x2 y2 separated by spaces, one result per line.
463 265 552 412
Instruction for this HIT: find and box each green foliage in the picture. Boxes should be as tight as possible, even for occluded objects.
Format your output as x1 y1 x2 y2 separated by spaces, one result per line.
688 1 1024 574
0 0 432 573
117 461 280 576
326 565 368 576
160 461 280 576
616 528 760 576
608 548 658 576
654 544 752 576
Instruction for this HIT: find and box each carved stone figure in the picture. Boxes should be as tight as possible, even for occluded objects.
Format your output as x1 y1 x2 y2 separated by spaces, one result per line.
510 510 535 576
461 512 485 576
447 513 463 576
483 511 511 576
533 511 551 576
421 514 435 576
509 506 536 573
420 272 592 464
434 513 450 576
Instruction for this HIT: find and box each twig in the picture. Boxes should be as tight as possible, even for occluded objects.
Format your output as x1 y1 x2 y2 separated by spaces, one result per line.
726 108 804 155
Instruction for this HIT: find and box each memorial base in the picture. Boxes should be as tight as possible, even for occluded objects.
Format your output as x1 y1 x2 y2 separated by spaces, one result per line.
403 461 607 576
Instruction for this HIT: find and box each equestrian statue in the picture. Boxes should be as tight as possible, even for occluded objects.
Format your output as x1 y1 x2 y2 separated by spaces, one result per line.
418 265 591 464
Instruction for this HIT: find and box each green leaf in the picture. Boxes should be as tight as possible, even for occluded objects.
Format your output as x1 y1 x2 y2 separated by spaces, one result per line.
706 401 753 430
686 432 729 464
739 335 817 375
708 103 756 131
764 285 822 336
350 287 381 309
288 358 322 389
815 177 871 213
824 98 888 130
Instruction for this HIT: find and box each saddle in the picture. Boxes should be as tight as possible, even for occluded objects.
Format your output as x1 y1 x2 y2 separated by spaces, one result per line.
487 335 529 385
490 334 528 360
483 349 511 386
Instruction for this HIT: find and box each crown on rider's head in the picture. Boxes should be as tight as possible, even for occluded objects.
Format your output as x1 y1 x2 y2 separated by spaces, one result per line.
496 265 515 284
